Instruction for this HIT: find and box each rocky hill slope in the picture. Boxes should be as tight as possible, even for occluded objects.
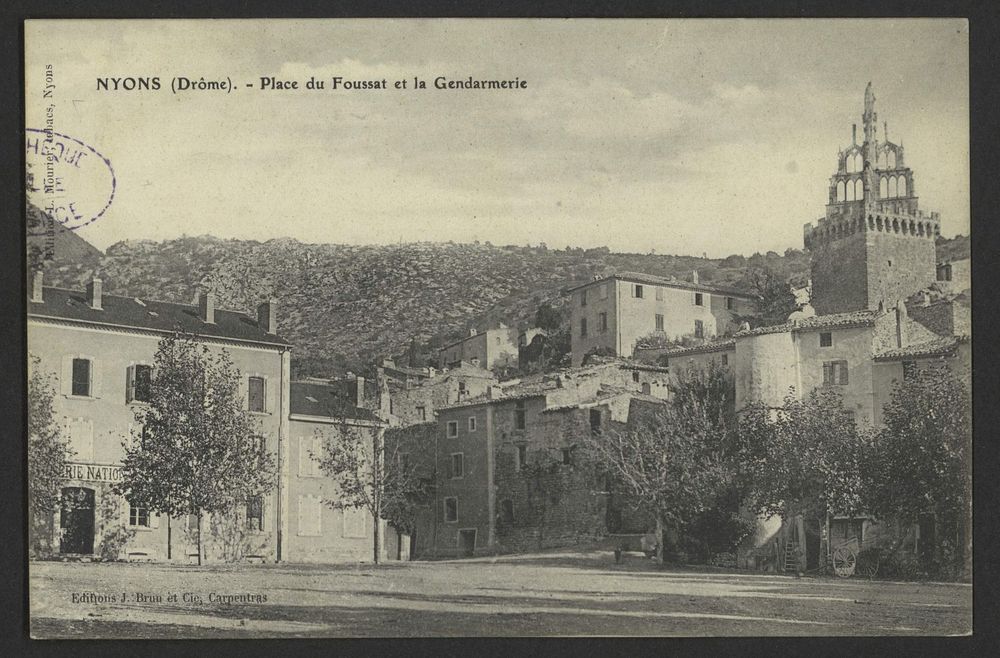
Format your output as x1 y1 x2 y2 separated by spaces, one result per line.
35 232 969 377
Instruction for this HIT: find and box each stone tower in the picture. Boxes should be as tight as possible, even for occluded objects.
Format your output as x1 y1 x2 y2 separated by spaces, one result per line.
804 83 940 315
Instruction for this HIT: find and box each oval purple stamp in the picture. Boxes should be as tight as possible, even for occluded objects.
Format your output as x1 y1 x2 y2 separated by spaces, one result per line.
25 128 116 236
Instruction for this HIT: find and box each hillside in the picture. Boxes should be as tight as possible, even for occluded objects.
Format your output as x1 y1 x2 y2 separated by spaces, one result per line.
35 232 969 377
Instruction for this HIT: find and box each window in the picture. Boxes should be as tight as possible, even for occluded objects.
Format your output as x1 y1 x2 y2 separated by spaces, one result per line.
562 447 573 465
721 353 728 366
297 495 322 536
580 317 588 338
633 284 644 298
343 507 367 538
468 416 477 431
444 497 458 523
694 293 703 306
127 364 152 403
450 453 465 479
655 314 664 331
458 381 467 398
726 297 734 311
501 499 515 523
599 312 608 332
590 409 602 433
632 371 640 383
71 358 91 397
514 401 526 430
186 514 199 532
416 406 426 421
820 332 833 347
446 420 458 438
694 320 704 338
129 504 150 528
599 283 609 300
655 287 664 301
389 398 395 415
246 495 264 532
516 444 527 470
299 435 322 477
823 360 849 385
902 361 917 380
580 289 588 307
642 382 651 394
248 376 265 413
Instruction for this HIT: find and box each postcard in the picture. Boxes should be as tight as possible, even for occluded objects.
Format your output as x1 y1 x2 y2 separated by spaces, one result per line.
25 18 971 638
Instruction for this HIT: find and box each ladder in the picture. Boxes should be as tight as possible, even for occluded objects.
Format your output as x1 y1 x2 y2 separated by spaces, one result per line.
783 541 800 572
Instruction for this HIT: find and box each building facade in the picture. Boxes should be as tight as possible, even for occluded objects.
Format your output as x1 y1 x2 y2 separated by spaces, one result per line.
438 324 535 371
411 360 670 558
566 271 756 367
28 273 292 562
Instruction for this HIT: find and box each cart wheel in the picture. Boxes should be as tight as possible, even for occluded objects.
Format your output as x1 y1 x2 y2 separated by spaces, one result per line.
832 546 857 577
856 548 880 579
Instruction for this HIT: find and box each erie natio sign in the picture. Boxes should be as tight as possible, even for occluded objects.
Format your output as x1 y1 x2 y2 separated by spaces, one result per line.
64 462 123 483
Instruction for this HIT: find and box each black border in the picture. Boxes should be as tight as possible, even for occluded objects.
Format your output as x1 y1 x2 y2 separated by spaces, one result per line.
2 3 997 657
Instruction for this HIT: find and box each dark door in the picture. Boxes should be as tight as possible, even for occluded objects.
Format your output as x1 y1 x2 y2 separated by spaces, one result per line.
60 487 95 554
805 518 821 571
459 529 476 557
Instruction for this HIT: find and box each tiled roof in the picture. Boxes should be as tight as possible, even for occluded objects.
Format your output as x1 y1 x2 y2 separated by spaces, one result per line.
874 335 969 361
290 381 381 421
565 271 755 298
29 286 292 347
659 339 736 358
542 387 664 413
735 310 878 337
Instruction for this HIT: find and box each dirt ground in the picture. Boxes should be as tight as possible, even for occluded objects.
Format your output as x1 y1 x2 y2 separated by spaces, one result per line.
29 549 972 638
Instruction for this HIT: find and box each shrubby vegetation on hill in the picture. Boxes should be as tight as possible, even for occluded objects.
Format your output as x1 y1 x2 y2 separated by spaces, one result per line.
34 228 969 377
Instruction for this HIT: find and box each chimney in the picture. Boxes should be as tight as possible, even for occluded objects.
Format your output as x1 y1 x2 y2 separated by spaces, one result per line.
469 328 478 337
30 270 44 303
487 385 501 400
691 270 699 285
257 299 278 334
355 376 366 407
86 276 103 310
198 290 215 324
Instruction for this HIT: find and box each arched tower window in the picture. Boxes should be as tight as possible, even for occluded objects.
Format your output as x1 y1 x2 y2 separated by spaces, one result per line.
855 179 864 200
898 176 907 197
888 150 897 169
889 176 897 198
837 180 846 202
879 177 888 199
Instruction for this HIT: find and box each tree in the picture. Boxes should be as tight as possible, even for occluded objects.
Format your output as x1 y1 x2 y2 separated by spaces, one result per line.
736 266 797 328
28 354 74 557
585 362 735 563
736 387 869 522
534 302 565 333
115 332 276 565
866 364 971 576
317 417 429 564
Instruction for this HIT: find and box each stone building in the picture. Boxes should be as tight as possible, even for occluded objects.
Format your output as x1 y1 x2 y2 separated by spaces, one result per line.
566 271 756 367
408 360 669 558
381 361 496 427
27 272 292 563
438 324 541 371
654 84 970 574
805 82 942 315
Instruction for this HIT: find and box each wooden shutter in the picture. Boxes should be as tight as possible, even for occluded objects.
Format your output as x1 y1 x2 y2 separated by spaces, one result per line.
125 365 135 403
61 356 73 396
839 361 849 385
90 357 102 398
823 362 832 385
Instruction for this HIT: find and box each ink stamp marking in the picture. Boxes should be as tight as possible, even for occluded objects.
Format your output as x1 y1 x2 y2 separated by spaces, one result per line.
25 128 116 236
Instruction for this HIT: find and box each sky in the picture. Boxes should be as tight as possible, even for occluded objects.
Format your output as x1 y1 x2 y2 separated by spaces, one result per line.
25 19 969 258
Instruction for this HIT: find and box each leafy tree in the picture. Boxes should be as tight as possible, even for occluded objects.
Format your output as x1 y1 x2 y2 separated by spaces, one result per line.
116 332 276 565
736 387 869 522
317 418 428 564
585 362 735 563
736 266 797 328
27 354 74 557
534 302 565 333
866 364 971 575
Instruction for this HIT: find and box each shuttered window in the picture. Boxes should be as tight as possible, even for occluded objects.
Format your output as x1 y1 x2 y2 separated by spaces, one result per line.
71 358 91 396
248 376 266 412
246 495 264 531
297 495 322 536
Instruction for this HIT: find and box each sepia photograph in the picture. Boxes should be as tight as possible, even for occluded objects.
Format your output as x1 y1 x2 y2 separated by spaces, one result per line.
23 18 971 638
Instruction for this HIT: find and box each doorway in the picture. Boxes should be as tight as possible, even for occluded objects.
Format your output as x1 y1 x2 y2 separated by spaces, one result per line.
60 487 95 555
458 529 476 557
